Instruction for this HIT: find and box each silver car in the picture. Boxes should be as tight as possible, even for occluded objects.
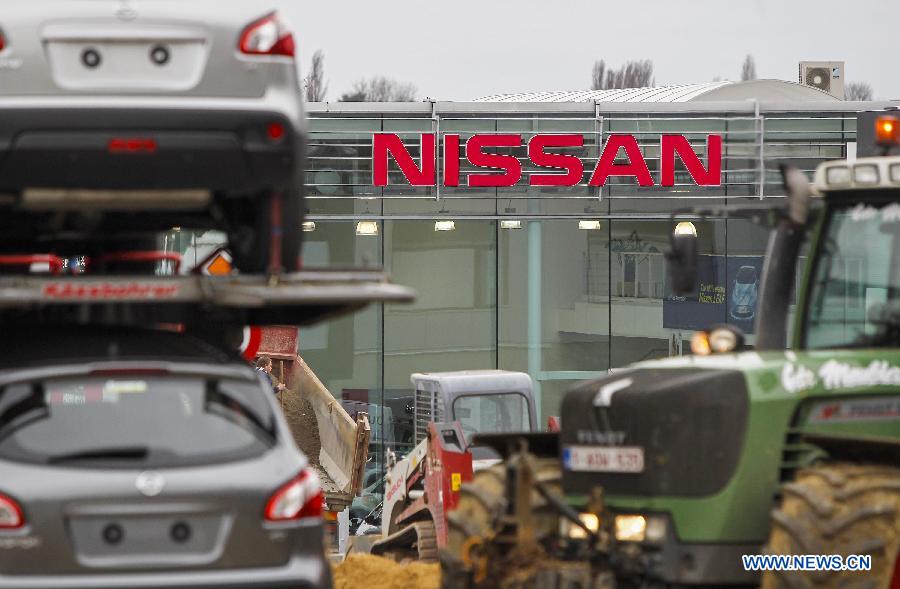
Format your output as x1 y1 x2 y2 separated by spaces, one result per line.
0 326 330 588
0 2 306 272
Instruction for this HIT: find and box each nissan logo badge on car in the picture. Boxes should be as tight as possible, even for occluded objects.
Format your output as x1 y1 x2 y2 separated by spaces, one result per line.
135 471 165 497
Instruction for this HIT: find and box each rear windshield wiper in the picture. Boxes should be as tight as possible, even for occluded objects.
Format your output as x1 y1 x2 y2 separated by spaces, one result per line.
46 446 149 464
205 382 276 443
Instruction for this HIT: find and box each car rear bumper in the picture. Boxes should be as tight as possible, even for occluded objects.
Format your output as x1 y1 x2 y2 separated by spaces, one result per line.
0 555 331 589
0 107 305 193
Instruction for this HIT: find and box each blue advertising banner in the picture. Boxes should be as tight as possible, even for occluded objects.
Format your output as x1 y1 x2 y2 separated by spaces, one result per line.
663 255 764 333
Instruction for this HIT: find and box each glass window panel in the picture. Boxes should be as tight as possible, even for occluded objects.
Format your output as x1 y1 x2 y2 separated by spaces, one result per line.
297 221 384 521
804 203 899 349
452 392 532 440
384 219 497 386
309 118 381 133
610 219 725 367
499 219 611 419
535 380 587 422
382 119 434 133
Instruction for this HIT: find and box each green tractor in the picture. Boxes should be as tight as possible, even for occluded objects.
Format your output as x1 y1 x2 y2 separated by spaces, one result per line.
442 113 900 589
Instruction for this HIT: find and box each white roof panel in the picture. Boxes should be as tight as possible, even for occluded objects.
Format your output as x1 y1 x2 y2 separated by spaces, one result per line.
476 82 733 103
475 80 840 103
410 370 533 396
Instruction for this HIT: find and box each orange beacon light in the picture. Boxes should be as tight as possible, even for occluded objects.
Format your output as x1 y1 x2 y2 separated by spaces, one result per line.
875 115 899 148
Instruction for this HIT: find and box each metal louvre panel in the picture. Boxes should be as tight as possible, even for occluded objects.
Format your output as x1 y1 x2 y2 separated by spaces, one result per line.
414 388 431 445
304 106 861 201
413 387 446 445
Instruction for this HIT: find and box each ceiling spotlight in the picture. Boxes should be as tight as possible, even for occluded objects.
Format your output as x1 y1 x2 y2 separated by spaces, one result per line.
500 220 522 229
578 220 602 230
301 221 316 232
356 220 379 236
673 221 698 237
434 220 456 232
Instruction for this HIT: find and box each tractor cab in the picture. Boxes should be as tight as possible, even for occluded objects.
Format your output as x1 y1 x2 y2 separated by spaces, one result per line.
802 155 900 352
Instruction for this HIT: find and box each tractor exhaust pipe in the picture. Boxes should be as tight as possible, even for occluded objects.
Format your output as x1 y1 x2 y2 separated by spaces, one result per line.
754 165 813 350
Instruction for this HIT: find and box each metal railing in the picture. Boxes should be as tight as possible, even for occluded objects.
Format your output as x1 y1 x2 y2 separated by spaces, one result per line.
587 250 666 302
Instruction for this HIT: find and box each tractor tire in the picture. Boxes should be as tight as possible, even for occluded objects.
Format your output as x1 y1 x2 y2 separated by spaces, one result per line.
761 462 900 589
443 459 563 588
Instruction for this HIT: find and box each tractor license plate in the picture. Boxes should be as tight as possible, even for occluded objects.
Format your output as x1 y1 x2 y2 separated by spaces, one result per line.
563 445 644 473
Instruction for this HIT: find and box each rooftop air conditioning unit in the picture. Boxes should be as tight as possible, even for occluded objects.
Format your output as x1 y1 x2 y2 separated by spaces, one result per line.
798 61 845 99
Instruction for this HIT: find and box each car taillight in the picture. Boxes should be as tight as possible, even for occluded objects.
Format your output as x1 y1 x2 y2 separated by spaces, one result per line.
239 12 295 58
266 122 285 142
0 29 6 52
264 469 323 522
0 493 24 529
108 138 157 153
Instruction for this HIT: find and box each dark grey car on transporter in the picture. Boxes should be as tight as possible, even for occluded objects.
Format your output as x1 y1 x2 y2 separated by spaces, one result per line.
0 326 330 589
0 2 307 273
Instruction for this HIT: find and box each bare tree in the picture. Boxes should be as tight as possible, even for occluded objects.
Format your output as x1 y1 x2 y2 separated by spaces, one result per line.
303 50 328 102
339 89 368 102
591 61 607 91
846 81 874 101
741 55 757 81
590 59 655 90
339 76 417 101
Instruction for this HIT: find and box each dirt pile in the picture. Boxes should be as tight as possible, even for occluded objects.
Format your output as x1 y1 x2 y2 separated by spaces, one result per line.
278 383 321 470
332 554 440 589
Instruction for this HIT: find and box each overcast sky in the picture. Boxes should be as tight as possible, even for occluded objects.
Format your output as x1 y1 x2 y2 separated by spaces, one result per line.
281 0 899 102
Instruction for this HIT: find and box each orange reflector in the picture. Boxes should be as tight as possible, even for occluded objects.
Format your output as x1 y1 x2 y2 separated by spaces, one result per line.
875 115 899 147
205 254 232 276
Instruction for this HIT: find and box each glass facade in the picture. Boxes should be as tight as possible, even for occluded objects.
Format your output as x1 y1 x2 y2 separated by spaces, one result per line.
302 103 856 430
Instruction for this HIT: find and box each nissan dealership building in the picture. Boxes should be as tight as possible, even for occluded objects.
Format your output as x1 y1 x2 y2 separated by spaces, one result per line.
181 80 898 451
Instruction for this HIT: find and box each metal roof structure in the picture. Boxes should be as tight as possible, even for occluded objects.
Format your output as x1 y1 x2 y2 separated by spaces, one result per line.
475 79 840 103
410 370 533 396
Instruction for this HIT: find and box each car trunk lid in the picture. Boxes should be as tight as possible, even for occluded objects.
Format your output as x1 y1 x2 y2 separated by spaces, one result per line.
42 22 210 93
65 499 232 569
0 458 305 575
0 1 279 98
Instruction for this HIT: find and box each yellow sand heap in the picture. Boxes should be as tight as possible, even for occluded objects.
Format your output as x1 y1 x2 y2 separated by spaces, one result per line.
332 553 440 589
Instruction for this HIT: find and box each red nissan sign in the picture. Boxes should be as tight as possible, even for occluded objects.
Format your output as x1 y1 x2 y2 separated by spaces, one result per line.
372 133 722 187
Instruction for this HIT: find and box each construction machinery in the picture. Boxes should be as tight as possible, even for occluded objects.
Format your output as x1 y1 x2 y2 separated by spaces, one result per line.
441 112 900 588
245 326 372 515
370 421 473 562
368 370 538 562
408 371 537 451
